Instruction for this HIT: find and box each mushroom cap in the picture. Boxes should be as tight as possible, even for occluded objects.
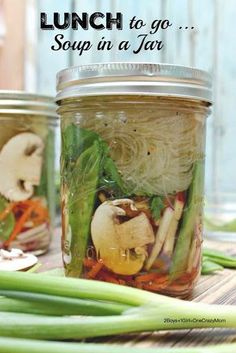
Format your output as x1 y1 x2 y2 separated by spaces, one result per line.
91 200 155 275
0 132 44 201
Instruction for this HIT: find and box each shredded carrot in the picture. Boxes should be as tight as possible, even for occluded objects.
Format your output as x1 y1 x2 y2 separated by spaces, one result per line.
13 200 36 209
0 203 15 222
96 269 120 284
86 260 104 279
141 274 169 291
175 273 192 284
151 257 168 270
135 282 144 289
153 274 169 285
101 272 120 284
83 258 97 268
135 272 159 283
31 203 49 225
143 280 168 292
4 202 39 247
12 199 49 227
119 275 133 282
175 269 198 285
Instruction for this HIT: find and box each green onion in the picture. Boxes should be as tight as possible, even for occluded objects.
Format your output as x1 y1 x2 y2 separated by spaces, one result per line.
0 338 236 353
26 263 42 273
201 259 224 275
203 249 236 268
0 271 236 340
170 161 204 279
204 217 236 232
200 249 236 275
0 290 129 316
0 270 173 306
0 307 235 340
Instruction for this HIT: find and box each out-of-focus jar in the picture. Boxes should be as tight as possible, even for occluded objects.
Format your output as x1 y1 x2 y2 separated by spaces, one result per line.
56 63 212 297
0 91 57 255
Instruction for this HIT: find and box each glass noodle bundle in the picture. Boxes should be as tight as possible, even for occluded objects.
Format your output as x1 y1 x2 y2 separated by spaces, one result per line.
78 104 204 195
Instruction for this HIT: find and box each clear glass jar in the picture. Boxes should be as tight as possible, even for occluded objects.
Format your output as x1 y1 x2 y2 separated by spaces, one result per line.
0 92 57 255
57 63 212 297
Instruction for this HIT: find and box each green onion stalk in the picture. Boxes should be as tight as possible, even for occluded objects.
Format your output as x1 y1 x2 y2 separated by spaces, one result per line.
201 248 236 275
0 338 236 353
0 271 235 340
0 291 129 316
203 248 236 268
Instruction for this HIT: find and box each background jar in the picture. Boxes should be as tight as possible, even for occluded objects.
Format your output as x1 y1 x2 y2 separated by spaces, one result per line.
0 91 57 255
56 63 212 298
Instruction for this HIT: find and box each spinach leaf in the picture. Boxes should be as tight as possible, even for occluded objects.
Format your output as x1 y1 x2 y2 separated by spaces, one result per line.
61 125 128 276
99 155 128 197
0 196 15 241
150 196 165 221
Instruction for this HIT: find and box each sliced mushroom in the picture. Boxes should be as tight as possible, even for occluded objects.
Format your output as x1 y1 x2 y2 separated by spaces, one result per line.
116 213 154 249
91 199 155 275
0 248 38 271
0 133 44 202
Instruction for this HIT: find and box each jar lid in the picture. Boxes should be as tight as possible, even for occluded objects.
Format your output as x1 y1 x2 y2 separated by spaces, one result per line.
0 91 58 118
56 62 212 103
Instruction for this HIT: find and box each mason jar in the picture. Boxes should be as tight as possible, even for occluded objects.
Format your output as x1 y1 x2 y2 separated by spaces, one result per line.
56 63 212 297
0 91 57 255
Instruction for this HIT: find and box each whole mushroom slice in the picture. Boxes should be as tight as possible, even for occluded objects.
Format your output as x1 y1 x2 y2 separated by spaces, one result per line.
0 132 44 202
91 199 155 275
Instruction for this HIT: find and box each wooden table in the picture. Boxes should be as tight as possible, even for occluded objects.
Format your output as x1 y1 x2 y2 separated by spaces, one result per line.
40 230 236 348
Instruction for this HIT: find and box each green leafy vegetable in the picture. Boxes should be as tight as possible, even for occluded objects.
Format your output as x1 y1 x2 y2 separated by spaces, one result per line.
149 196 165 221
62 126 105 277
0 196 15 241
61 125 127 277
100 155 128 196
61 125 101 169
